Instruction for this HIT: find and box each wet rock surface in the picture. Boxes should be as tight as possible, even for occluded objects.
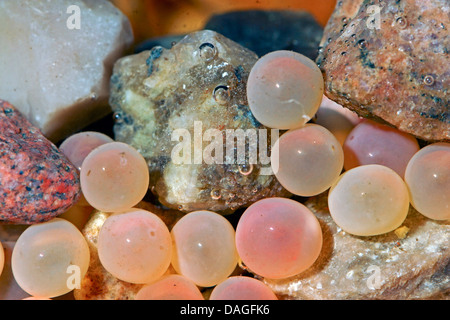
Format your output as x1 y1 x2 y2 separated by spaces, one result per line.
317 0 449 142
264 193 449 300
0 0 133 142
0 100 81 224
110 30 289 214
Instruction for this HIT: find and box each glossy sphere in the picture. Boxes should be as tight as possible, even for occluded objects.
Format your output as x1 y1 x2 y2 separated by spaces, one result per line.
247 50 324 129
59 131 114 171
235 198 322 279
171 211 238 287
328 165 410 236
11 219 90 298
0 242 4 278
210 276 278 300
135 274 204 300
271 124 344 197
343 120 420 178
80 142 149 212
314 95 361 146
405 143 450 220
97 209 172 284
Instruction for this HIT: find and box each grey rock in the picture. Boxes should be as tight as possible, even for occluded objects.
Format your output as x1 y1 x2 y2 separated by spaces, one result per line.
204 10 323 60
109 30 288 213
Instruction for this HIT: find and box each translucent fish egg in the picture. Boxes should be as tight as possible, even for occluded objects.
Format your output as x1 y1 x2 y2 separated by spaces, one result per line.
135 274 204 300
235 197 322 279
59 131 114 171
11 218 90 298
271 124 344 197
97 209 172 284
171 210 238 287
405 143 450 220
314 95 361 146
247 50 324 129
80 142 149 212
343 120 420 178
328 164 410 236
210 276 278 300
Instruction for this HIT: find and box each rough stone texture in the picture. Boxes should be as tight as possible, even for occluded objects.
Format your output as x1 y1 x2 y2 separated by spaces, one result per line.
73 201 184 300
0 100 81 224
204 10 324 60
263 193 449 300
316 0 449 142
110 30 289 214
0 0 133 142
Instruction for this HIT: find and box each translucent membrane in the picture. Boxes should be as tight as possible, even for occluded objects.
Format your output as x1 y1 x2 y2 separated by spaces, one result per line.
11 218 90 298
328 164 410 236
404 143 450 220
59 131 114 171
135 274 204 300
314 95 361 146
210 276 278 300
247 50 324 129
171 211 238 287
343 119 420 178
0 242 4 278
80 142 149 212
235 197 322 279
97 209 172 284
271 124 344 197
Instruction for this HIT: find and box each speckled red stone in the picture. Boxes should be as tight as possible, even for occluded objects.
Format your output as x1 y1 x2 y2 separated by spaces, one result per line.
0 100 80 224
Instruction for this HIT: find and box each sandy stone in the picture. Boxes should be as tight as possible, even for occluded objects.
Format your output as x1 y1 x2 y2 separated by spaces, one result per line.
316 0 449 142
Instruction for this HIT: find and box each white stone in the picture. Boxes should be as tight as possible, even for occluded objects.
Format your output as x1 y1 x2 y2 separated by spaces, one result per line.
0 0 133 142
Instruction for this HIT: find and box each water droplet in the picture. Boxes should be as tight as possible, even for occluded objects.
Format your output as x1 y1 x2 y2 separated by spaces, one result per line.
341 51 347 56
358 39 366 49
113 112 123 124
213 85 230 105
177 205 183 211
199 42 217 61
238 164 253 176
342 17 348 23
396 17 407 29
423 75 435 86
90 93 97 101
210 189 221 200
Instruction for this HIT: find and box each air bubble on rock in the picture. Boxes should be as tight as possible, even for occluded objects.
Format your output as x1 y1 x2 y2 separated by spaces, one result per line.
238 163 253 176
199 42 217 61
423 75 435 86
358 39 367 49
210 189 221 200
213 85 230 105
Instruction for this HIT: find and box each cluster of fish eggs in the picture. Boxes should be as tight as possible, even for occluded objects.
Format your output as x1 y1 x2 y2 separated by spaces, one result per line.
2 48 449 300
